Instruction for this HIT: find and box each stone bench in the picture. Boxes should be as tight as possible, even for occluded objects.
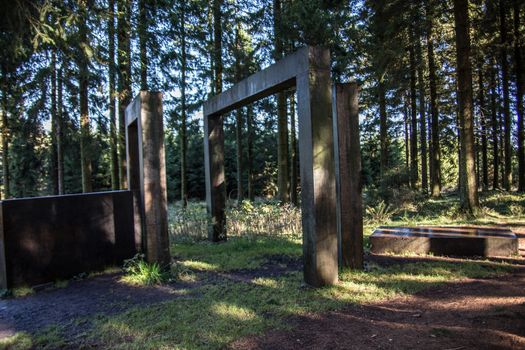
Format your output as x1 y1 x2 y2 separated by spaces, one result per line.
370 226 518 257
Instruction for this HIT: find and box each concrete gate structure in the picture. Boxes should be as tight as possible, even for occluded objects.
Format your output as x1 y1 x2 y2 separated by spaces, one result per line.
203 46 363 287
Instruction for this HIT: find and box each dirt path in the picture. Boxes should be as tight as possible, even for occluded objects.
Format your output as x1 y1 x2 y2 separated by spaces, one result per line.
0 273 194 340
232 269 525 350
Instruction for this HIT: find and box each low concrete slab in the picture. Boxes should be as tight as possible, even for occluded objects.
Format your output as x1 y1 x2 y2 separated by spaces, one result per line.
370 226 518 257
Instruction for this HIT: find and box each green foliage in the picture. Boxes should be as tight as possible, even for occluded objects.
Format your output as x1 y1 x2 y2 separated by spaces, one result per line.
365 200 395 224
121 254 169 286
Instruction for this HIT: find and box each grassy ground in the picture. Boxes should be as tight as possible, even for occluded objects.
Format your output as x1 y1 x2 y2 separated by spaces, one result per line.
1 190 523 350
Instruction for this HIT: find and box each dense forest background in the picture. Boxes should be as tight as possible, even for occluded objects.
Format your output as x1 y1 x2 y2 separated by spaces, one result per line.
0 0 523 215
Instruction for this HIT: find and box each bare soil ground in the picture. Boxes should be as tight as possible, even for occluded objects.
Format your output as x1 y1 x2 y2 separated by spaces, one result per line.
232 268 525 350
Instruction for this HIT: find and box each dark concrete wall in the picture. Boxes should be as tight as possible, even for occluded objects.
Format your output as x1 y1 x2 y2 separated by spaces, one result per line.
0 191 137 289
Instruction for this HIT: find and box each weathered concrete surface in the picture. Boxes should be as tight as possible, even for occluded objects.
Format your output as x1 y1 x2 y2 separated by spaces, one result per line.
0 191 136 289
333 83 363 269
203 46 338 287
126 92 170 266
371 226 518 257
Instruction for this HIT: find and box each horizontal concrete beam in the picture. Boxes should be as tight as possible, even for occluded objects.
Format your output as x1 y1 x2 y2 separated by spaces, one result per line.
203 47 329 117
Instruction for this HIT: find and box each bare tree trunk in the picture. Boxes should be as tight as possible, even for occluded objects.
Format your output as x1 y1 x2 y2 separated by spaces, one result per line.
247 104 254 201
416 27 428 194
139 0 148 90
490 59 500 189
500 0 512 190
409 32 419 189
108 0 119 190
234 25 244 203
404 94 410 180
117 0 131 189
427 14 441 197
57 64 64 195
50 50 59 195
0 69 9 199
290 92 298 205
453 0 480 213
180 0 188 207
514 0 524 191
213 0 223 94
79 0 92 193
478 62 489 190
379 80 388 178
274 0 289 202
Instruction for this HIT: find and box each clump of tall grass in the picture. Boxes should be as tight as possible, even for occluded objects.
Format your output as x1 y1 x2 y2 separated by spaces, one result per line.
121 254 169 286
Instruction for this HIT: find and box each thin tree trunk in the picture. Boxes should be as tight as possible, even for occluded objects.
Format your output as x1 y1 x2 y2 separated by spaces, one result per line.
290 92 298 205
478 61 489 190
500 0 512 190
274 0 289 202
490 60 500 189
427 14 441 197
0 69 9 199
139 0 148 90
416 31 428 194
404 94 410 179
79 0 92 193
453 0 480 213
247 104 254 201
514 0 524 191
379 80 388 178
409 31 419 189
234 24 243 203
51 50 59 195
213 0 222 94
180 0 188 207
57 64 64 195
108 0 119 190
117 0 131 189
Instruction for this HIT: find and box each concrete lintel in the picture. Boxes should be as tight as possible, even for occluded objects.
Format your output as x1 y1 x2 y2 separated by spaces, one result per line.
203 47 331 117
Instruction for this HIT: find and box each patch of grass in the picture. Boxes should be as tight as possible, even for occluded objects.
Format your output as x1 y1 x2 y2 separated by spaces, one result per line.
85 236 513 349
171 236 302 271
11 286 34 298
0 333 32 350
121 255 169 286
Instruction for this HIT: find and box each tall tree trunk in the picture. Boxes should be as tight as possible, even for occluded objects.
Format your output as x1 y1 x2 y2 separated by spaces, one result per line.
490 59 500 189
416 30 428 194
213 0 222 94
290 92 298 205
478 61 489 190
409 32 419 189
180 0 188 207
404 94 410 178
117 0 131 189
514 0 524 191
500 0 512 190
427 14 441 197
79 0 92 193
50 50 59 195
453 0 480 213
247 104 254 201
273 0 289 202
138 0 148 90
108 0 119 190
0 69 9 199
234 25 243 203
57 64 64 195
379 80 388 178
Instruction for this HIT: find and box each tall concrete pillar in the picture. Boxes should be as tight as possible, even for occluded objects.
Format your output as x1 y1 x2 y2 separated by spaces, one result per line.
333 83 363 269
296 48 338 286
203 114 226 241
125 91 170 266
